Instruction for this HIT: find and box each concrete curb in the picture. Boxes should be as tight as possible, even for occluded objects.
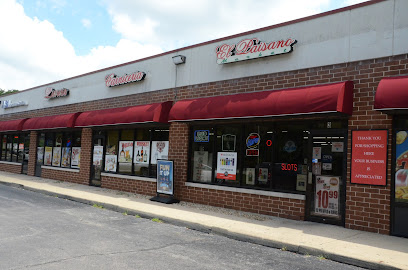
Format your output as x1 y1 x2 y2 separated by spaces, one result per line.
0 181 401 270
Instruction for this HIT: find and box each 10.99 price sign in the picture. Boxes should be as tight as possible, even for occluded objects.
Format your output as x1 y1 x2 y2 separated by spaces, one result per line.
351 130 387 185
314 176 340 218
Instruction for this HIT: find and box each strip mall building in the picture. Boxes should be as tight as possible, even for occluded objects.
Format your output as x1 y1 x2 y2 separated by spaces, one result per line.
1 0 408 237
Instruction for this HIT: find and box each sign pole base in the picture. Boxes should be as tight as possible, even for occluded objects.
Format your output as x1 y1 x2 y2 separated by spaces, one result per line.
150 193 179 204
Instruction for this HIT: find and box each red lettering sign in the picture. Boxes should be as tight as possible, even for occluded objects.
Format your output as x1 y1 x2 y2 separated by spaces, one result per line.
351 130 388 185
44 87 69 99
281 163 298 171
105 71 146 87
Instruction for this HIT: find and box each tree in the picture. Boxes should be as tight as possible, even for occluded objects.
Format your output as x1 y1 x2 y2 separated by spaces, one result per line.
0 89 19 96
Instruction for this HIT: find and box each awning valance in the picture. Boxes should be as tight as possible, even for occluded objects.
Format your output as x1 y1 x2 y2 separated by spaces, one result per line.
0 119 27 132
74 101 173 127
169 81 354 121
22 113 80 131
374 76 408 111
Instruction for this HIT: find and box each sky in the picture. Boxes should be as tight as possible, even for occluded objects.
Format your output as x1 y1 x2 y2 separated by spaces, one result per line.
0 0 368 91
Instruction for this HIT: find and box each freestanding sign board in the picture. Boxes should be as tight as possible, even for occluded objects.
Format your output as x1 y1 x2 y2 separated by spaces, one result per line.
351 130 388 185
150 160 179 204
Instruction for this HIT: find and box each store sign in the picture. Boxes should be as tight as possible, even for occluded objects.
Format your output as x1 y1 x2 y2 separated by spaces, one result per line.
194 130 210 142
45 87 69 99
246 133 260 148
157 160 174 195
314 176 340 218
351 130 387 185
1 100 28 109
215 37 296 64
105 71 146 87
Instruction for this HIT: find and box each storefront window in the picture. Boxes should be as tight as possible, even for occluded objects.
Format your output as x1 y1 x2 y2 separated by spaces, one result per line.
12 135 19 162
150 129 170 177
1 135 7 161
134 128 150 177
40 131 81 168
191 128 214 183
118 129 134 175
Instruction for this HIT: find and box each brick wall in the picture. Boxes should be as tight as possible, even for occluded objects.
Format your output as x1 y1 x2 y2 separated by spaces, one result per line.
41 168 82 184
101 175 156 195
27 131 37 176
78 128 92 184
0 162 22 174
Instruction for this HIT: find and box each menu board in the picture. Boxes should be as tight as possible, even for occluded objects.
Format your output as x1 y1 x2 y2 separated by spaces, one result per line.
71 147 81 168
395 131 408 203
216 152 237 180
118 141 133 163
52 147 62 167
44 147 52 166
314 176 340 218
351 130 387 185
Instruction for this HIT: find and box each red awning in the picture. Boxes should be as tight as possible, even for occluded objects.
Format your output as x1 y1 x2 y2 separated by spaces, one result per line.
22 113 81 131
169 81 354 121
0 119 27 132
374 76 408 110
74 101 173 127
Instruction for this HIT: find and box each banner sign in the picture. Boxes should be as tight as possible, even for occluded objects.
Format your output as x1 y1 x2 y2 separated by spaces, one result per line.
395 131 408 203
314 176 340 217
351 130 387 185
216 152 237 180
157 160 174 195
105 71 146 87
215 37 296 64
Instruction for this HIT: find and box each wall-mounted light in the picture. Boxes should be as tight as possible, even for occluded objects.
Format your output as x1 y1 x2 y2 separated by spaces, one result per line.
172 55 186 65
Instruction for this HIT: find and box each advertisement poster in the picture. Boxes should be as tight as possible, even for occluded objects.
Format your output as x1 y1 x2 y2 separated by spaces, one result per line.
314 176 340 218
151 141 169 164
216 152 237 180
193 151 211 182
118 141 133 163
351 130 387 185
313 147 322 159
157 160 174 195
71 147 81 168
395 131 408 203
134 141 150 164
93 146 103 166
258 168 268 183
37 147 44 163
44 147 52 166
194 130 210 142
332 142 344 152
322 163 332 171
61 147 71 168
104 155 117 172
246 168 255 185
52 147 61 167
296 174 307 191
312 162 321 175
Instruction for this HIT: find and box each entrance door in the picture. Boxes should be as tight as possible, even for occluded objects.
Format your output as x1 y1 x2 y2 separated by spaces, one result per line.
91 134 105 187
305 130 347 226
35 133 45 177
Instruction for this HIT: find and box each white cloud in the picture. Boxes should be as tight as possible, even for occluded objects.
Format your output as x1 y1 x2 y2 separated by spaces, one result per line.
0 0 163 90
81 18 92 29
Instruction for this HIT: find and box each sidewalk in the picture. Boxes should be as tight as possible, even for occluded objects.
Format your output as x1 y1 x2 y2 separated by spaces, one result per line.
0 171 407 270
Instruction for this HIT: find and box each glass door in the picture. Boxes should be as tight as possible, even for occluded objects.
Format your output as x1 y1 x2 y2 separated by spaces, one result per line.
306 130 347 226
35 133 45 177
91 133 105 187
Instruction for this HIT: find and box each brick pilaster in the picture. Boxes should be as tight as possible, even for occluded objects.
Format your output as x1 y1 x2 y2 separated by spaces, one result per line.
27 131 37 176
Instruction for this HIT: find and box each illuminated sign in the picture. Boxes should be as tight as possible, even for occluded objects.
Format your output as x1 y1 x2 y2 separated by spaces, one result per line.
45 87 69 99
105 71 146 87
246 133 260 148
215 37 296 64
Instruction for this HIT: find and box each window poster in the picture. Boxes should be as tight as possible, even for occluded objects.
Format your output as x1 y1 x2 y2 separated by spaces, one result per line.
157 160 174 195
71 147 81 168
61 147 71 168
37 147 44 163
44 147 52 165
246 168 255 185
395 130 408 203
19 143 24 150
193 151 211 182
312 162 321 175
134 141 150 164
93 146 104 166
216 152 237 180
351 130 387 185
118 141 133 163
296 174 307 191
332 142 344 152
105 155 117 172
314 176 340 218
151 141 169 164
52 147 61 167
313 147 322 159
258 167 268 183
